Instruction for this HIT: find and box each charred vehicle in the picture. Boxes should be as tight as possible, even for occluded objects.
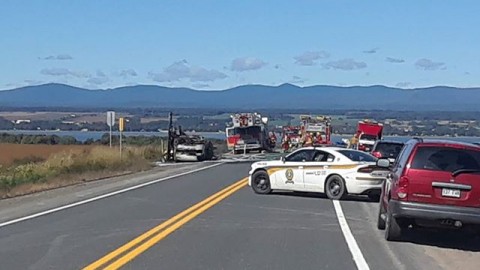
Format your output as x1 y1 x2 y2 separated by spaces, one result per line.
166 113 214 162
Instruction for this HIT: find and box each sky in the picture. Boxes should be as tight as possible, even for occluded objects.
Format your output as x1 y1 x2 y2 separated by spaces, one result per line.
1 0 479 90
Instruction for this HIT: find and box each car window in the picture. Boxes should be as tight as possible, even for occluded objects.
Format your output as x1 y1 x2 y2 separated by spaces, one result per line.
374 142 404 158
312 150 335 162
338 150 376 162
285 149 315 162
411 146 480 172
360 134 377 140
393 142 413 170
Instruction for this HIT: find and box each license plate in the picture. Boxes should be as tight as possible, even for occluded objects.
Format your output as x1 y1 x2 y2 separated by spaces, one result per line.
442 188 461 198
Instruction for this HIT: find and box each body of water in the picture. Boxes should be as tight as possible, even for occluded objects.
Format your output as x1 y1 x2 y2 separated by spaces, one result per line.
0 130 479 144
0 130 228 141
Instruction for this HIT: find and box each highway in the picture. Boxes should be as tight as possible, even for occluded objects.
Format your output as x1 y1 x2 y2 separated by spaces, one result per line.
0 162 479 270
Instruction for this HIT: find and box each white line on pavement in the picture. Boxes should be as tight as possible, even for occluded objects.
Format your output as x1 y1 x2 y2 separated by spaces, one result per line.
333 200 370 270
0 163 223 229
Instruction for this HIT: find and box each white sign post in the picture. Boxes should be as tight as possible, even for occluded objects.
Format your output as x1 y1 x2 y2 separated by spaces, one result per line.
107 111 115 148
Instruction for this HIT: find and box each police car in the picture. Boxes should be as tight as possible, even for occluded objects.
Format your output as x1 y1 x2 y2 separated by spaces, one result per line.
248 147 388 200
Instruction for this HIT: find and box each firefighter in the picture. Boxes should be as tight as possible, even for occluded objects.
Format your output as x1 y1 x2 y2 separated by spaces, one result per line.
282 133 290 152
315 132 323 145
349 133 359 149
268 131 277 149
304 132 313 147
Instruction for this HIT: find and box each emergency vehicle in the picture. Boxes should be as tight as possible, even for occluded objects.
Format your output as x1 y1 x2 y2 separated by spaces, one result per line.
281 126 301 152
248 147 388 200
299 115 332 146
355 119 384 152
226 113 275 154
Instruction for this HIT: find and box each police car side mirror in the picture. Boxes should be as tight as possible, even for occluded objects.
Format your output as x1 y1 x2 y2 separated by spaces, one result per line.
280 156 286 163
377 158 390 168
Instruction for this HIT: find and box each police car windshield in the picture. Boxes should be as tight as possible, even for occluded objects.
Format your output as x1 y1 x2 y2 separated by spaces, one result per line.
338 150 377 162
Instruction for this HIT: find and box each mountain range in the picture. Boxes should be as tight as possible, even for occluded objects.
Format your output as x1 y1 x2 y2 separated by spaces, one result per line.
0 83 479 111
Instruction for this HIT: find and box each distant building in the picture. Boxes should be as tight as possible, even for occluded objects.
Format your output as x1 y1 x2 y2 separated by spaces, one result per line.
13 119 31 124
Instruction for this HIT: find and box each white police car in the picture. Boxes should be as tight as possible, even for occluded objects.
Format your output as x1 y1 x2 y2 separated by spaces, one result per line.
248 147 388 200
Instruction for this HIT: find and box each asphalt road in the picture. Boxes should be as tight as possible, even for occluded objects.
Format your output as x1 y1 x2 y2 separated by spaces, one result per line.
0 162 479 270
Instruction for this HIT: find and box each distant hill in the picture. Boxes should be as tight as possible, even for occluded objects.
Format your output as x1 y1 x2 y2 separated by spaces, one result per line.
0 83 479 111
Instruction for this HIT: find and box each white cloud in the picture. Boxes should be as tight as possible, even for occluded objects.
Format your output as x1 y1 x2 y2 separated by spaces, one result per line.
415 58 446 70
40 68 71 76
192 83 210 89
230 57 267 71
96 70 107 77
40 68 91 78
40 54 73 60
396 82 412 88
150 60 227 82
363 48 379 54
323 59 367 70
290 76 306 84
119 69 138 78
294 51 330 66
386 57 405 63
87 77 109 85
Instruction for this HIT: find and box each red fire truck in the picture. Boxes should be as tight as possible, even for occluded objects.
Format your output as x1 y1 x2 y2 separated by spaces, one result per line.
299 115 332 146
281 126 301 151
355 119 383 152
226 113 275 154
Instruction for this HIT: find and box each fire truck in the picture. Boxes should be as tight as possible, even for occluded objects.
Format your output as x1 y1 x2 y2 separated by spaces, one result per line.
299 115 332 146
281 126 301 151
355 119 383 152
226 113 275 154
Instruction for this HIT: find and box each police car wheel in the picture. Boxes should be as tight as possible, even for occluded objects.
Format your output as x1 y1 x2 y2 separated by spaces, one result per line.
325 175 346 200
251 170 271 194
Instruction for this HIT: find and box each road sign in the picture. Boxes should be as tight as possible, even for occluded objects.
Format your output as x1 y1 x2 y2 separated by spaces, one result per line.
119 117 125 132
107 111 115 127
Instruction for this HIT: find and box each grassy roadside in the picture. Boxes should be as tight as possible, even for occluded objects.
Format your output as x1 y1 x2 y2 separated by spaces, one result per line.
0 145 165 199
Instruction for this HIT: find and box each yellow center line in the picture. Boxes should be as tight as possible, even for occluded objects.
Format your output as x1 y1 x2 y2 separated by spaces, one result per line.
105 179 248 270
83 177 248 270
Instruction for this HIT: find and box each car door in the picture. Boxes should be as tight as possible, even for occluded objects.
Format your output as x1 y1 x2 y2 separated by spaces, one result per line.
303 150 335 192
275 149 314 191
383 142 413 205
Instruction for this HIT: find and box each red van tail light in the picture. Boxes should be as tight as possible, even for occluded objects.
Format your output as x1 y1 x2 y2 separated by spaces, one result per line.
372 151 382 158
397 176 409 199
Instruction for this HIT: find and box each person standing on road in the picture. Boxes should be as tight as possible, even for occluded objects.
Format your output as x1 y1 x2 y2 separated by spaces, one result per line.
349 134 359 149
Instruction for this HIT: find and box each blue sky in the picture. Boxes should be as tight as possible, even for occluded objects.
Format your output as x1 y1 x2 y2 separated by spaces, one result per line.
1 0 479 90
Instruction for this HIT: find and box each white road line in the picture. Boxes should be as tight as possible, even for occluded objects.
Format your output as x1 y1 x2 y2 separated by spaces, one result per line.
0 163 223 229
332 200 370 270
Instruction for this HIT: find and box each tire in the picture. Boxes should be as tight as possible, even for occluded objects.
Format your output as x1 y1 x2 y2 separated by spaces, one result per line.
325 175 347 200
385 208 402 241
251 170 272 194
377 201 386 230
368 194 381 202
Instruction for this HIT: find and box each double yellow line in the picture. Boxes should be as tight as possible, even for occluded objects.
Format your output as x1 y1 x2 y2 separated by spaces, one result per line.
83 177 248 270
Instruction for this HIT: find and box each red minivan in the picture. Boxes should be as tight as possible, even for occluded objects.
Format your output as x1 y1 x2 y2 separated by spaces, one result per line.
377 138 480 241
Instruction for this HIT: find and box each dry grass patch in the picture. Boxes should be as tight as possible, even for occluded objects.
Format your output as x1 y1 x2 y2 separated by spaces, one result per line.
0 145 165 198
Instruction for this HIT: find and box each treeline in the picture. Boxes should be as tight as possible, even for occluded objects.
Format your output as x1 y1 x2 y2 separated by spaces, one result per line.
345 111 480 121
0 133 168 146
0 133 227 152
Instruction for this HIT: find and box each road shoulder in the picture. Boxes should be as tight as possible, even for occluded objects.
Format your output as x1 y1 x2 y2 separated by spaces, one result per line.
0 162 220 224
